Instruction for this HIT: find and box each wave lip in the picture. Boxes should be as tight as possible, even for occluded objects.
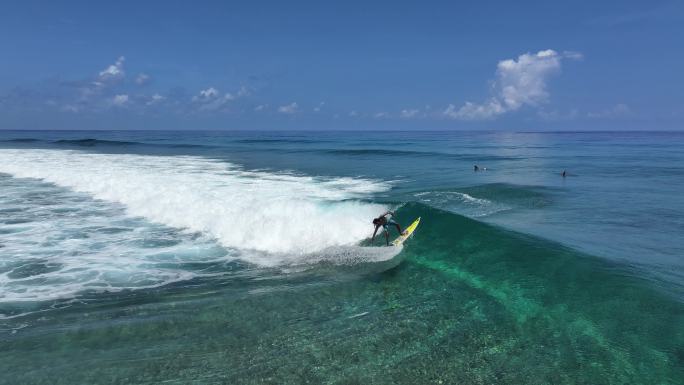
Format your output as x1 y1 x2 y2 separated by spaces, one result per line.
0 149 390 263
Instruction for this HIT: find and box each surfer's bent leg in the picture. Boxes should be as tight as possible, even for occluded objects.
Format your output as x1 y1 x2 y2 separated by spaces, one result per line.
384 231 389 246
387 219 402 235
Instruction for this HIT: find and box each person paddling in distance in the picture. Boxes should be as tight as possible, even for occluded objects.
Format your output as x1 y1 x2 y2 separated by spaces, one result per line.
372 211 404 246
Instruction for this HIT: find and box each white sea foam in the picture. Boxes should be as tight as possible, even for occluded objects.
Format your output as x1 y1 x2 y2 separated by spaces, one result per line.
0 181 224 304
0 150 390 257
0 150 396 303
413 190 510 217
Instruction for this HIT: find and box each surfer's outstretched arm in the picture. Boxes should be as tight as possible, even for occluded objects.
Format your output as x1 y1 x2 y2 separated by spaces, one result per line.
371 225 380 243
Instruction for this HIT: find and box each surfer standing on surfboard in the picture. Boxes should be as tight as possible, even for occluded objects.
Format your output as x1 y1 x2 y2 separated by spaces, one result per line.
372 211 403 246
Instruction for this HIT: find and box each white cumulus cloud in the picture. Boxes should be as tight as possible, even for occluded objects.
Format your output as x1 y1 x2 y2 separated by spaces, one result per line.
563 51 584 60
237 86 250 97
537 108 579 121
135 73 150 85
146 93 165 106
444 49 580 120
313 101 325 112
444 99 505 120
400 109 420 118
278 102 298 114
79 56 127 102
194 87 220 101
192 87 236 111
61 104 80 113
587 103 632 119
98 56 126 81
111 94 129 106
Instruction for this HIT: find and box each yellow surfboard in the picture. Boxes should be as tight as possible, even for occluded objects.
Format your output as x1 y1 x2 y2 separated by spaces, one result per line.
391 217 421 246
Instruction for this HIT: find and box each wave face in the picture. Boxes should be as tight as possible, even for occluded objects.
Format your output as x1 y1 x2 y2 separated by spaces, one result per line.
0 150 389 256
392 202 684 383
3 200 682 384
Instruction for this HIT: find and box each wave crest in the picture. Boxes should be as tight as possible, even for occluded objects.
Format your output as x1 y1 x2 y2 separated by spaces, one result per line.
0 150 390 260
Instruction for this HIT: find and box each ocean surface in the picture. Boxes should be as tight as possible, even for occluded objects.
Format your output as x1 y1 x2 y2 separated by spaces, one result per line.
0 130 683 384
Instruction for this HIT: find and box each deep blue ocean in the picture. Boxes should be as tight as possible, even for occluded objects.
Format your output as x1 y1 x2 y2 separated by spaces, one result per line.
1 130 683 384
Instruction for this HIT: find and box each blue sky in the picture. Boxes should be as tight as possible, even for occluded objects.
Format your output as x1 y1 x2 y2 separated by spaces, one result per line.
1 0 683 130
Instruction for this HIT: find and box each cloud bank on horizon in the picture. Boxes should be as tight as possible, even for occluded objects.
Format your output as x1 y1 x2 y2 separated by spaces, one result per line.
1 49 587 122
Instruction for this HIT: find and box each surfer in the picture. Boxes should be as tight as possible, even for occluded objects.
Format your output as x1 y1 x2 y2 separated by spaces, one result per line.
562 170 567 177
372 211 403 246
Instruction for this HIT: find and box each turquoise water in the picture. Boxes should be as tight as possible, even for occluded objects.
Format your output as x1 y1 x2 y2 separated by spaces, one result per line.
1 131 683 384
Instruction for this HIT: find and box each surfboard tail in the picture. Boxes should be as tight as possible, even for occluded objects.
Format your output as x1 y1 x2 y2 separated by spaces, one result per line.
391 217 421 246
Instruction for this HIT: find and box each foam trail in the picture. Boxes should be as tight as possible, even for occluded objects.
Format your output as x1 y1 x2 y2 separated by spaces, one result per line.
0 174 227 304
0 150 390 265
296 245 403 266
413 191 509 217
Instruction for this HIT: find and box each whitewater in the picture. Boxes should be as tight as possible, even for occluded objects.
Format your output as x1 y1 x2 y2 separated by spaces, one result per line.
0 149 400 302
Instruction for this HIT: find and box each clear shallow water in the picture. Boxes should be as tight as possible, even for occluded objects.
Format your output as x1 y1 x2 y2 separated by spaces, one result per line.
0 130 683 384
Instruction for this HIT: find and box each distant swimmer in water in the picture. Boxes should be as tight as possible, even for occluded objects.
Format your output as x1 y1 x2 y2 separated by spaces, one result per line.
372 211 403 246
474 165 479 171
561 170 567 177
